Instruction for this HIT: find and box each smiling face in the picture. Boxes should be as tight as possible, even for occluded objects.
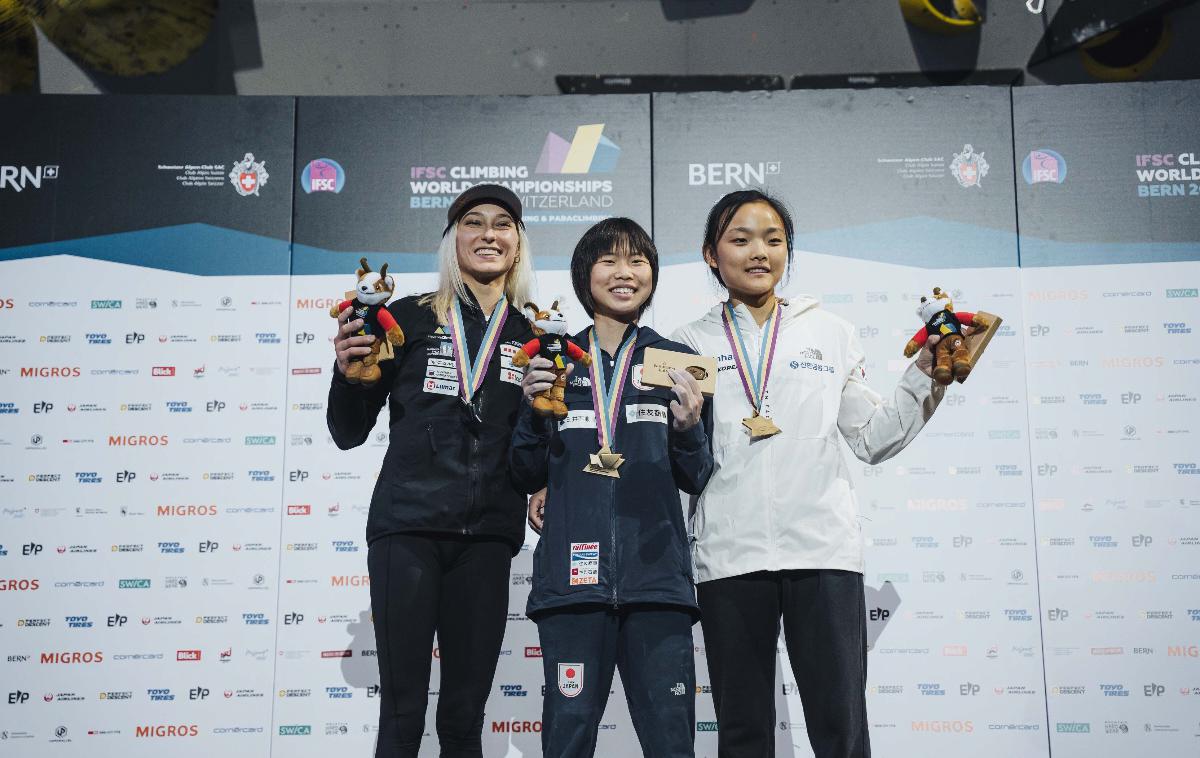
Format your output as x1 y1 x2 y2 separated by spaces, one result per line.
454 203 520 285
589 247 653 322
704 200 789 303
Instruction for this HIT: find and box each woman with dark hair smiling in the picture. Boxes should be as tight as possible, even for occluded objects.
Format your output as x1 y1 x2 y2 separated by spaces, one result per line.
511 217 713 758
671 190 953 758
328 184 541 758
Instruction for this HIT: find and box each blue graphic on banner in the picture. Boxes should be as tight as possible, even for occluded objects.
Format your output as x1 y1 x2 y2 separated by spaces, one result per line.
0 224 290 276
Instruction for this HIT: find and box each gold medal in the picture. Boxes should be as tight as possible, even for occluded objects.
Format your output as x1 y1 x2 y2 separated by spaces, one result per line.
583 328 638 479
583 445 625 478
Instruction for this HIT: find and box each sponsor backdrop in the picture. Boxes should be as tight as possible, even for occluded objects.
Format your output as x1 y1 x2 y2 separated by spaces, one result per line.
0 83 1196 757
1013 81 1200 756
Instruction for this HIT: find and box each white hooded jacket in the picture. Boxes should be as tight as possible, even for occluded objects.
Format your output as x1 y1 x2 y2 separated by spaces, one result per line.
671 296 944 581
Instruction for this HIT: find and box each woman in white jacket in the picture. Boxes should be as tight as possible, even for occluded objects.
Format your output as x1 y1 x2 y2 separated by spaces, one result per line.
670 190 954 758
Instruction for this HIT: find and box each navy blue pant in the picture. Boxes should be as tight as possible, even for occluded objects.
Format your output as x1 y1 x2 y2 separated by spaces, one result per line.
536 604 697 758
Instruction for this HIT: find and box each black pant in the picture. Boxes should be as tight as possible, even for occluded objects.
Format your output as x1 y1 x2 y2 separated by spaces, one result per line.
696 570 870 758
367 533 512 758
536 605 696 758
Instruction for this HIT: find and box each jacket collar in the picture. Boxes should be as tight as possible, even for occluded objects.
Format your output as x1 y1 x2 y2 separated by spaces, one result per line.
457 285 519 323
575 323 667 356
701 293 820 330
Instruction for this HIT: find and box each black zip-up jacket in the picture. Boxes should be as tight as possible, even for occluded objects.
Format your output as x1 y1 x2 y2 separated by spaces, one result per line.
509 324 714 617
327 291 534 553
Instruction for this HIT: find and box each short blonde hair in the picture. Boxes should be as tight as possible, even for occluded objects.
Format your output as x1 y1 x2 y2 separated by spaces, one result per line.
421 223 535 323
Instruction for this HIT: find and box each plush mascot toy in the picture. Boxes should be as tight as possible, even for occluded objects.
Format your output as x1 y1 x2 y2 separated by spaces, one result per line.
330 257 405 387
903 287 991 385
511 300 591 419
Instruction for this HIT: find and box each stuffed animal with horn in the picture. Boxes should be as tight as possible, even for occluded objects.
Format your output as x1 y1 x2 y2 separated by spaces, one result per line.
330 257 405 386
511 299 591 419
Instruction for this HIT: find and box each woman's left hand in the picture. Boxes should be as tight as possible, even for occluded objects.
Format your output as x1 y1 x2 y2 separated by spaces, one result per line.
527 488 546 534
668 368 703 432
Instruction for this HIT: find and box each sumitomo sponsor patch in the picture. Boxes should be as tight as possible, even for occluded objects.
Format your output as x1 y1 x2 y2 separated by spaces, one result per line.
569 542 599 586
558 663 584 697
625 403 668 424
558 410 596 431
423 377 459 397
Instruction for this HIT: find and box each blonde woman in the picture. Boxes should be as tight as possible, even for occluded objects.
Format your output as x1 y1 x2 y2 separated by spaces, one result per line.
328 185 539 757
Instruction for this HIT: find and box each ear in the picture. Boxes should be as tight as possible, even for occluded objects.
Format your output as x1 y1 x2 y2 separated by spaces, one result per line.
378 262 388 280
358 257 371 276
702 244 718 270
522 302 539 321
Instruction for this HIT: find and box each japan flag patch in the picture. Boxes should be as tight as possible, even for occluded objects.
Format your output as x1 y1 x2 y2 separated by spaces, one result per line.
558 663 584 698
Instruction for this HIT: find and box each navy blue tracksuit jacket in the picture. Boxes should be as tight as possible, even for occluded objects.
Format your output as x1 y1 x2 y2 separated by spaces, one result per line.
509 324 714 617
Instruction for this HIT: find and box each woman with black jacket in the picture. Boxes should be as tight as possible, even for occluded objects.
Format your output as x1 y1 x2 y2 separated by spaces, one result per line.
510 218 714 758
327 184 539 758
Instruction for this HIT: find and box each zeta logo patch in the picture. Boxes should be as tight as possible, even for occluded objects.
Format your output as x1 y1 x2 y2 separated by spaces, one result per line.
569 542 599 586
558 663 584 698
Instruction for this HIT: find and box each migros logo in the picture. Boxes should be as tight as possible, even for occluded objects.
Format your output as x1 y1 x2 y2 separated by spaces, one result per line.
331 575 369 588
41 651 103 664
536 124 619 174
21 366 80 378
492 720 542 733
912 720 974 733
157 505 217 517
109 435 168 446
135 725 199 738
295 297 339 310
0 579 40 591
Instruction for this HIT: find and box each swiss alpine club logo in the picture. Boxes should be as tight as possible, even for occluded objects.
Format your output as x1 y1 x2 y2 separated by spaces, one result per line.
950 144 988 188
229 153 269 197
557 663 583 698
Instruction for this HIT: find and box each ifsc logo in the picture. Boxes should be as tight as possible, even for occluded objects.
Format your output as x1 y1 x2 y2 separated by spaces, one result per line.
1023 149 1067 185
300 158 346 194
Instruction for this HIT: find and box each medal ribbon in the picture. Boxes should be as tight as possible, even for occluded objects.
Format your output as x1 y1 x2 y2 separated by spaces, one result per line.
721 300 781 415
588 327 638 451
446 295 509 404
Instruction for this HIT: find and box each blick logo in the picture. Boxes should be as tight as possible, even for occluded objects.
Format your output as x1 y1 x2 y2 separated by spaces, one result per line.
536 124 619 174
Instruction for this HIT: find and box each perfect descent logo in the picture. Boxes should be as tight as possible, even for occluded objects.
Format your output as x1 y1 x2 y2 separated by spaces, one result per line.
535 124 620 174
